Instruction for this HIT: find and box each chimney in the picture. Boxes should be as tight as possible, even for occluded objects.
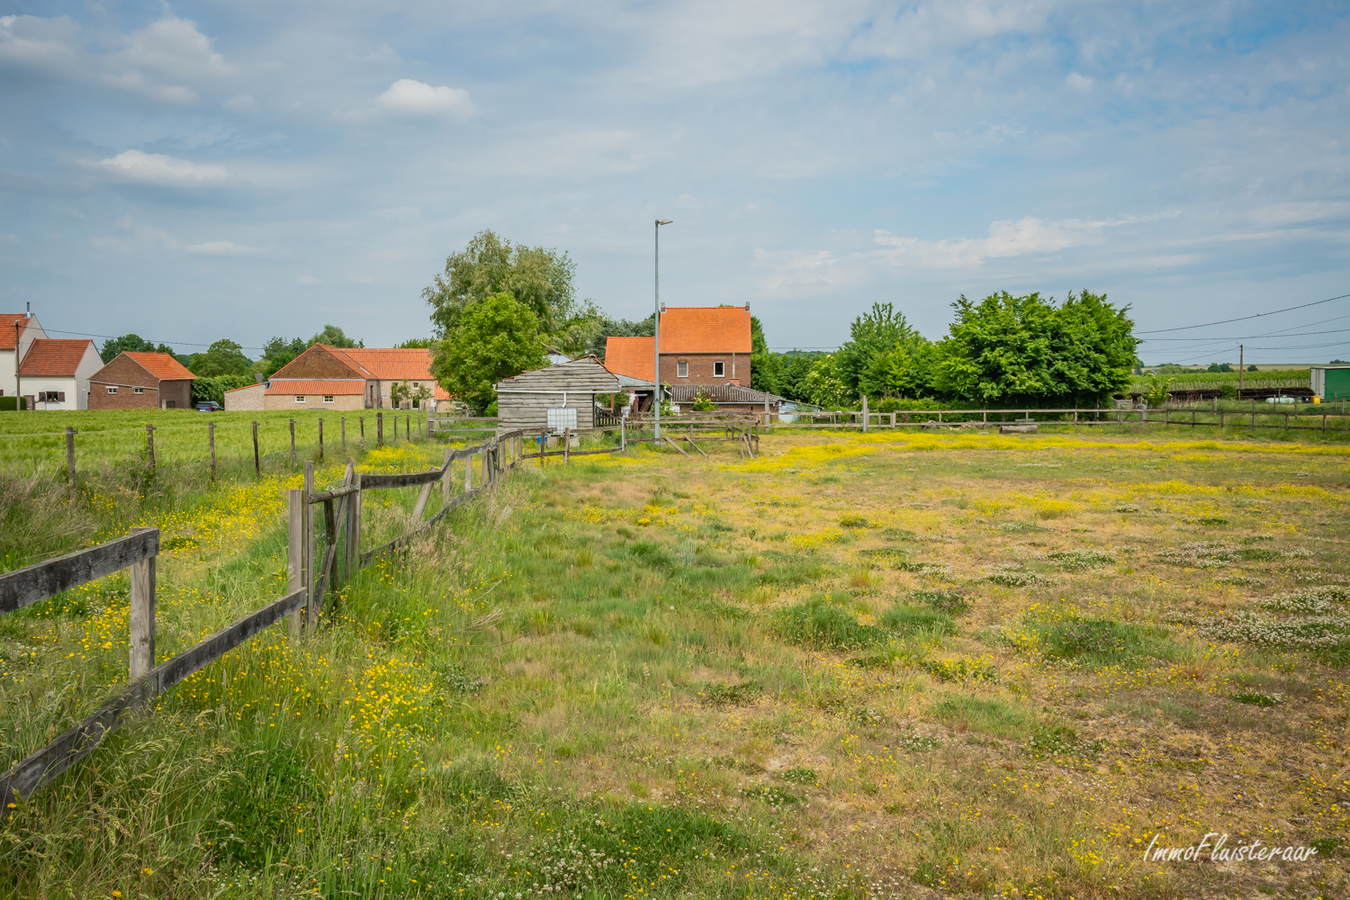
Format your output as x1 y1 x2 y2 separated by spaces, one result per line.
744 302 750 311
659 303 666 313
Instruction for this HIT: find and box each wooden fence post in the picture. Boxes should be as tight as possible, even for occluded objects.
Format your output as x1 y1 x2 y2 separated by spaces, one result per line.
346 471 361 582
442 448 454 500
252 421 261 477
377 412 384 448
621 419 626 451
862 395 868 433
360 416 365 442
65 426 76 482
303 462 316 629
341 418 346 452
289 419 297 468
405 414 410 442
128 533 156 681
563 428 570 465
144 425 156 476
318 418 324 461
287 488 304 640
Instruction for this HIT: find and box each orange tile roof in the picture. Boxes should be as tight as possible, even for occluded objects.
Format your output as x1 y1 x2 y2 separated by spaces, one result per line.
604 336 654 382
266 379 366 396
327 346 436 380
659 306 752 354
17 339 97 377
0 314 35 351
122 351 196 382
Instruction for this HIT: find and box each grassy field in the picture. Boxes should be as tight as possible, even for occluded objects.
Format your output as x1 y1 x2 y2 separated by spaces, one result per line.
0 409 435 477
1 427 1348 899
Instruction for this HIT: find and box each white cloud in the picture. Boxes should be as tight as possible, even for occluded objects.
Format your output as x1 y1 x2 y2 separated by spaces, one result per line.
297 275 321 285
0 14 85 75
873 216 1136 268
118 16 232 82
94 150 228 186
223 94 258 113
92 215 178 252
376 79 473 118
185 240 262 256
1065 72 1093 91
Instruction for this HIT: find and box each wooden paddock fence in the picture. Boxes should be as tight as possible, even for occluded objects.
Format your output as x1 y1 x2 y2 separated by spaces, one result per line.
0 424 636 815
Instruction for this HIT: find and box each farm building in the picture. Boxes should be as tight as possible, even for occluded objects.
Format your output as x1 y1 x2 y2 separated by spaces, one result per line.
15 339 103 410
88 352 196 410
494 357 620 434
1312 366 1350 402
668 383 783 416
604 304 753 388
1 311 47 403
224 381 266 411
265 344 451 411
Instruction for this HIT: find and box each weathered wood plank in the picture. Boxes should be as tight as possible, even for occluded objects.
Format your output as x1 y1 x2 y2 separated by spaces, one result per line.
0 529 159 614
664 436 691 457
0 587 305 813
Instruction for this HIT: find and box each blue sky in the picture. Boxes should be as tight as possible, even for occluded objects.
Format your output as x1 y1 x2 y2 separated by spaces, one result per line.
2 1 1348 364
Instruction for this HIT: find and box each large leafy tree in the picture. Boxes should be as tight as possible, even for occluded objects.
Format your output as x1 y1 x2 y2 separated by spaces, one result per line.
933 290 1136 406
837 302 936 401
310 324 362 348
188 339 252 377
424 230 584 338
432 292 548 414
802 354 851 409
99 333 175 361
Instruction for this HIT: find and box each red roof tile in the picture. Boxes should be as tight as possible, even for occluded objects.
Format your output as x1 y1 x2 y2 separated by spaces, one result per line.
659 306 752 354
266 379 366 396
604 336 654 382
122 351 196 382
17 339 97 377
328 347 437 380
0 314 35 351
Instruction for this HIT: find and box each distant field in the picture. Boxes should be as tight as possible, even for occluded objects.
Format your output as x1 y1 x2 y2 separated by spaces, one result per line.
0 408 434 476
1129 369 1311 393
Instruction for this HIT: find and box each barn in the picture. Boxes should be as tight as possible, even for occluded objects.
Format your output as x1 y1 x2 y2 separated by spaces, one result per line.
494 357 620 434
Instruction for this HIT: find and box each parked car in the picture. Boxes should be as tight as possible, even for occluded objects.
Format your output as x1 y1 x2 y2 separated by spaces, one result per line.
195 401 222 412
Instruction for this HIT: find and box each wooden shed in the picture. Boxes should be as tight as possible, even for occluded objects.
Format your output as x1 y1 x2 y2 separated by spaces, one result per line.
494 357 620 434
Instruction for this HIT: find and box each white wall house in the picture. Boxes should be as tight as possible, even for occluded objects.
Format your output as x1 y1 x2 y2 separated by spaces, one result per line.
17 339 104 410
0 312 48 400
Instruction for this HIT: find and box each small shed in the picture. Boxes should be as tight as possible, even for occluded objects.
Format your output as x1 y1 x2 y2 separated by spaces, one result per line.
1312 366 1350 402
494 357 620 434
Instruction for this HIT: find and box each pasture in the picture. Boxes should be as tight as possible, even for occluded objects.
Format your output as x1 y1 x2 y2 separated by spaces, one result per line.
0 427 1347 899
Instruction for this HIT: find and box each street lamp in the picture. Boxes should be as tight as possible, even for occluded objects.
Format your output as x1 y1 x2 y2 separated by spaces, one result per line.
654 218 672 439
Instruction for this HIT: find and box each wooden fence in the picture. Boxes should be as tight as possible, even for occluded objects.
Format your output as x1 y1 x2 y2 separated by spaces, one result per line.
0 425 576 814
769 405 1350 437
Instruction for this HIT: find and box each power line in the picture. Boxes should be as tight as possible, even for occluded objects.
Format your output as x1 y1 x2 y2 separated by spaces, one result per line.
1144 326 1350 341
40 328 268 352
1136 291 1350 335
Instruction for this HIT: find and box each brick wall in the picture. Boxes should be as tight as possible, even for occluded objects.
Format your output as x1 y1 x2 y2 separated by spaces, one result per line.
658 352 749 386
263 393 365 411
88 355 159 410
224 383 265 411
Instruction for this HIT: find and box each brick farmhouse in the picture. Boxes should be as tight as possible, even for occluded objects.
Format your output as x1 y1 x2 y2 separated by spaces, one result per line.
604 305 752 388
227 344 450 412
88 352 196 410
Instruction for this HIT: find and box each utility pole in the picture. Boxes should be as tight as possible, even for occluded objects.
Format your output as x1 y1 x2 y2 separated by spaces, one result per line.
654 218 672 440
1239 344 1244 394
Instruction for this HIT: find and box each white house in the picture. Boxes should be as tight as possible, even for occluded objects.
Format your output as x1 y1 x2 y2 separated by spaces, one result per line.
17 339 104 410
0 312 48 401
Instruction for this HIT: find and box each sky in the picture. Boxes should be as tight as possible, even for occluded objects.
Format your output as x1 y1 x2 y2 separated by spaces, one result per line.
1 1 1348 365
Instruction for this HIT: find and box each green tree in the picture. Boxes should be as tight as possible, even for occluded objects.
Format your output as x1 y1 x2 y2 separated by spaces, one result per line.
188 339 252 377
588 314 655 360
836 303 930 399
424 230 580 337
932 290 1136 407
257 336 306 377
749 316 784 396
802 354 851 409
431 292 548 414
396 338 435 349
192 374 255 405
99 334 175 361
310 324 362 348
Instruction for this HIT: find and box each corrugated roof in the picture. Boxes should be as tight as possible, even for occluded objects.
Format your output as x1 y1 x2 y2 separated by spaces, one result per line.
0 314 35 351
659 306 752 354
266 379 366 396
122 351 196 381
495 357 620 392
604 336 654 382
17 339 97 377
669 384 781 404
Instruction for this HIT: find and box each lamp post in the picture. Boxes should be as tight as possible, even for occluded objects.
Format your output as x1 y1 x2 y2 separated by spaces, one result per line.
654 218 672 440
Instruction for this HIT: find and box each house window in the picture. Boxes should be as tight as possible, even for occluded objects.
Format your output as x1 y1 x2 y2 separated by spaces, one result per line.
412 382 420 388
295 395 306 403
323 395 334 403
133 387 144 394
714 361 725 378
107 386 117 394
676 361 689 378
38 391 64 403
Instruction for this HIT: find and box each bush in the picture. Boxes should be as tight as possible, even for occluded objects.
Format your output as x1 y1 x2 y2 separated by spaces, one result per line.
774 597 886 650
